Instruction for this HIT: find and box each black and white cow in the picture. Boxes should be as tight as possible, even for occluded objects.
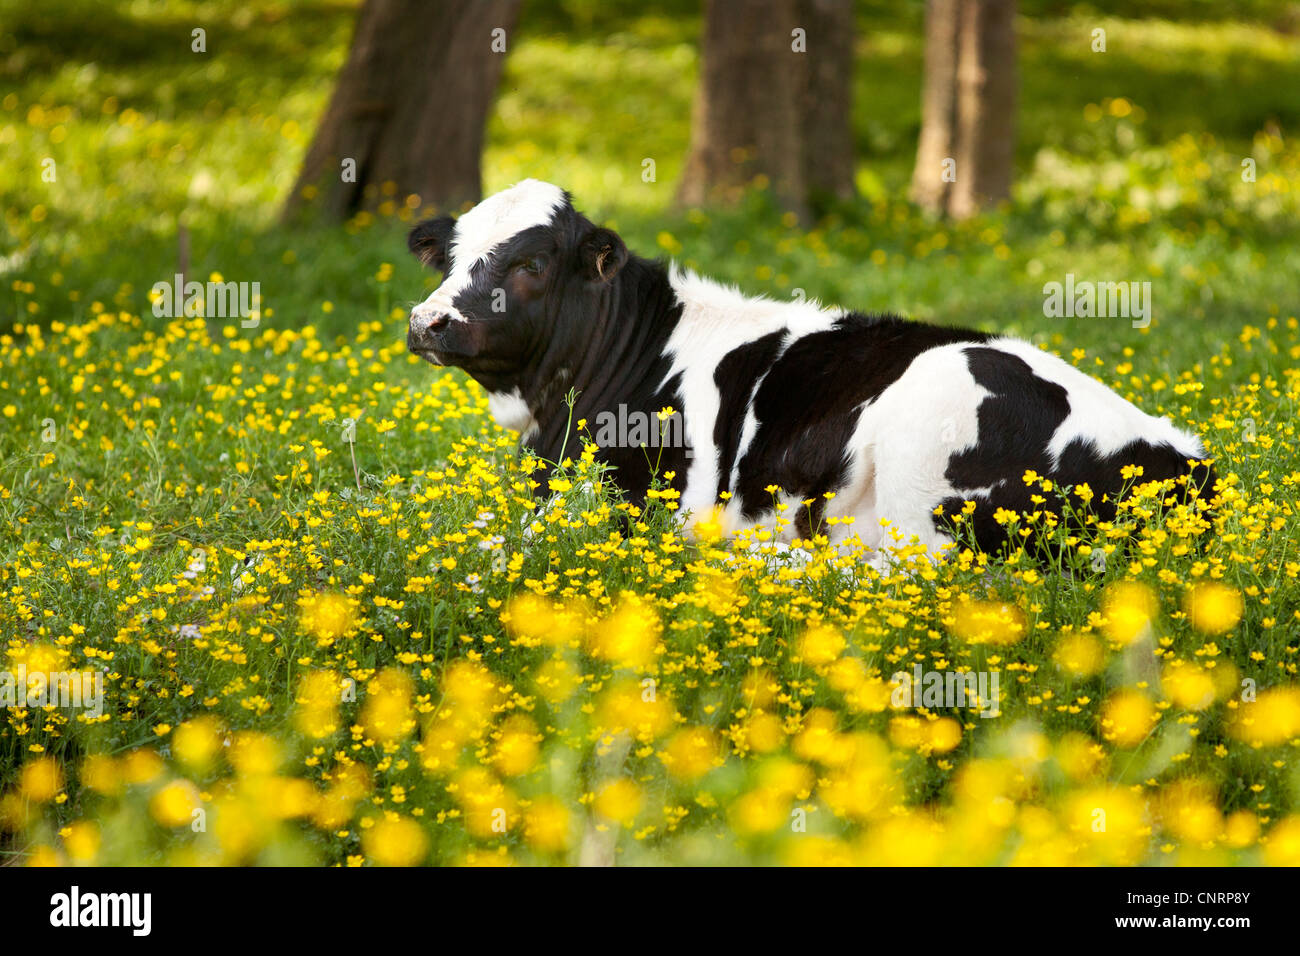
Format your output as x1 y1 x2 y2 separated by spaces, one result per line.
407 179 1214 559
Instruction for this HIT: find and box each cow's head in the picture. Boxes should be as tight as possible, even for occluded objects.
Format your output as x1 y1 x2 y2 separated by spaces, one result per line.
406 179 628 394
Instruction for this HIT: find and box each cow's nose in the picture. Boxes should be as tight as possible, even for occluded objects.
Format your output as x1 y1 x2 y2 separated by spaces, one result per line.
412 310 450 333
409 310 450 345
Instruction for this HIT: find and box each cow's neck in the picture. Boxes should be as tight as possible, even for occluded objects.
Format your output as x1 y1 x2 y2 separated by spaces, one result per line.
524 256 682 467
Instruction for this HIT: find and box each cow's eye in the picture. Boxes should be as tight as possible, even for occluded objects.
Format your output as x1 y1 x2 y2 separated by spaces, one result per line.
514 255 546 277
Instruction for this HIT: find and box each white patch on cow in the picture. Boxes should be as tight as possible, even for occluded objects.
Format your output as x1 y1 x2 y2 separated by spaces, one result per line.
818 339 1205 562
986 337 1205 462
488 387 537 440
410 179 566 333
835 344 991 555
729 405 762 492
661 267 842 524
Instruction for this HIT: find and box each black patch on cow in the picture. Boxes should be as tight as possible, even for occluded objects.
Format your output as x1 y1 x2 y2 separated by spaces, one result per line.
935 346 1215 554
731 313 992 528
713 330 785 500
522 249 688 510
943 347 1072 489
592 369 690 509
407 216 455 271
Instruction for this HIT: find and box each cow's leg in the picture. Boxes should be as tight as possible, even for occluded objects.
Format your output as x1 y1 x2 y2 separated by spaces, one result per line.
839 462 954 572
845 345 989 571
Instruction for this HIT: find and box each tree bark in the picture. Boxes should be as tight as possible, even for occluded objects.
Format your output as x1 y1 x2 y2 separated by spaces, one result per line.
911 0 1016 219
798 0 857 206
283 0 520 223
948 0 1016 218
677 0 812 224
911 0 960 213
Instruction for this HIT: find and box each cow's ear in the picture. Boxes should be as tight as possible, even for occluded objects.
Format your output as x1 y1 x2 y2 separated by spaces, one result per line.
578 227 627 283
408 217 455 271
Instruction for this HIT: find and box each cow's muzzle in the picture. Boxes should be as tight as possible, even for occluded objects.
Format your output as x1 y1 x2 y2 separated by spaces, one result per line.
407 312 451 361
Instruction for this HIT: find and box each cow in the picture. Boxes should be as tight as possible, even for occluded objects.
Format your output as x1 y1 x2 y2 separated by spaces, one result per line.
406 179 1214 562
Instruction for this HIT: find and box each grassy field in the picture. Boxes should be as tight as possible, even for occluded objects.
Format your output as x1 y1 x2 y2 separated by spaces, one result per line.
1 0 1299 865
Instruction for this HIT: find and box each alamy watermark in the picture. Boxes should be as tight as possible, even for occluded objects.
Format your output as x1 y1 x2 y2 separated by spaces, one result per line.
1 667 104 718
1043 273 1151 329
891 664 1001 718
592 405 695 459
50 886 150 936
150 273 261 327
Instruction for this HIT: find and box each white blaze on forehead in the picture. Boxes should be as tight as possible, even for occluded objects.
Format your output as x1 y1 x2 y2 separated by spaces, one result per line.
412 179 566 326
450 179 567 276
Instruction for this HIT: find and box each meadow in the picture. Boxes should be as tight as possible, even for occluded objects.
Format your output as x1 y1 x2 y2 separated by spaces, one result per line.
1 0 1299 865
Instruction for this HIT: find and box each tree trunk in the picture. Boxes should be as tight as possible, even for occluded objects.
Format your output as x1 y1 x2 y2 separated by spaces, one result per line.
798 0 857 206
283 0 520 223
948 0 1016 218
911 0 1016 219
677 0 811 224
911 0 960 213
